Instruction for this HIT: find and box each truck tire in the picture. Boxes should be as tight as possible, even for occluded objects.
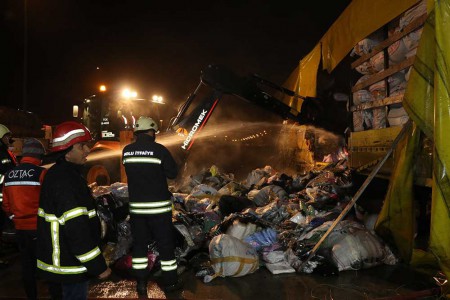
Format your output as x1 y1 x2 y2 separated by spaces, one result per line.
87 164 111 186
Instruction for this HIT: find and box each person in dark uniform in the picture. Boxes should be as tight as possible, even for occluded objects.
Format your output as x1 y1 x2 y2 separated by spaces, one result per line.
122 116 181 296
0 124 17 188
2 138 47 299
36 121 111 300
0 124 18 269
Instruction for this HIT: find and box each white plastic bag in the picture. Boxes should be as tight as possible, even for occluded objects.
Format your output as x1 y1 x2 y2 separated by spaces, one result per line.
226 220 258 240
205 234 259 282
265 261 296 275
331 226 398 271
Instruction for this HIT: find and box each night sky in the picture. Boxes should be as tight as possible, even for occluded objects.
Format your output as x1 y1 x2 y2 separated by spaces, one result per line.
2 0 351 125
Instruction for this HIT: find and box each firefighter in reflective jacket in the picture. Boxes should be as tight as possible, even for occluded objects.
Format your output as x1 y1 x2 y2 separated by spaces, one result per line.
36 121 110 299
122 116 180 295
0 124 18 199
0 124 18 269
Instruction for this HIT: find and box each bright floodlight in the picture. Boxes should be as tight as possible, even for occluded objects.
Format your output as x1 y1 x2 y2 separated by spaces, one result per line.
122 89 131 98
72 105 79 118
122 89 138 99
152 95 164 103
99 85 107 92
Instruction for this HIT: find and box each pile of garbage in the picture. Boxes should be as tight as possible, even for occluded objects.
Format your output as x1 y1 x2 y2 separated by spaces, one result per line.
91 161 398 282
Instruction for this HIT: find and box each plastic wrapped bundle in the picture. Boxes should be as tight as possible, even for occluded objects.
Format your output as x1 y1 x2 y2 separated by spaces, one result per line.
353 89 373 105
353 111 365 132
217 181 247 196
330 225 398 271
109 182 129 200
369 80 385 99
368 72 405 97
388 105 409 126
351 31 384 56
352 75 375 131
184 197 213 213
355 61 375 75
372 107 387 129
388 38 408 64
204 234 259 282
389 72 407 93
403 27 424 51
369 52 385 73
399 0 427 29
243 167 271 189
189 184 218 197
226 220 258 240
253 185 288 207
367 81 388 129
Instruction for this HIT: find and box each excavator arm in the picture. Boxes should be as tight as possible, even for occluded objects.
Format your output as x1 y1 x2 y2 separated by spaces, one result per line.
83 64 324 185
167 64 321 153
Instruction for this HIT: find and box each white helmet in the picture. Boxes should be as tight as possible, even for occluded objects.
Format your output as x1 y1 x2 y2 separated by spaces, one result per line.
0 124 12 139
134 116 159 133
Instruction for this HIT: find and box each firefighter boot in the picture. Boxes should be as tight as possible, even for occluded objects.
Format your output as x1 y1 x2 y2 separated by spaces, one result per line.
136 280 147 297
161 279 183 293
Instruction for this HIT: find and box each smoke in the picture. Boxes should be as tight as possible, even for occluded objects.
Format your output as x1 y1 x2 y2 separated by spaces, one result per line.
164 121 285 180
77 121 286 182
308 126 345 159
80 121 344 184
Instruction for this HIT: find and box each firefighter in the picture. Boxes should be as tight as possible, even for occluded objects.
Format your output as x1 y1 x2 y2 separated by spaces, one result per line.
36 121 111 299
122 116 181 295
0 124 18 269
2 138 47 299
0 124 18 193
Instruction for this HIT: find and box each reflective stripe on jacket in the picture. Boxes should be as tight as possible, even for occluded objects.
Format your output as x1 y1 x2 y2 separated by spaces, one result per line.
36 160 107 283
122 134 178 214
129 200 172 215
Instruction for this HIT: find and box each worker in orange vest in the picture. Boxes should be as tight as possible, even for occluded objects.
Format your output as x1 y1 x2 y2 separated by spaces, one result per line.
2 138 47 299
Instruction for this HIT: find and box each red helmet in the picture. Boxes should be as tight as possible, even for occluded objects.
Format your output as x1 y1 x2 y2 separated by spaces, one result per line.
51 121 92 152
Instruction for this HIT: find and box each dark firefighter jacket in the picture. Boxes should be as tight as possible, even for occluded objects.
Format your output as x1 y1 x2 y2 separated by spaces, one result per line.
122 134 178 215
2 157 47 230
0 142 18 203
36 160 107 283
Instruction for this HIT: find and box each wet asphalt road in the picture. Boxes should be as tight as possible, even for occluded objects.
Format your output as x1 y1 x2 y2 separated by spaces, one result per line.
0 248 442 300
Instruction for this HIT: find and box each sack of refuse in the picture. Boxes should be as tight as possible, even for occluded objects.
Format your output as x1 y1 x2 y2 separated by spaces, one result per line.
204 234 259 283
190 184 218 197
243 166 274 188
253 185 288 207
226 220 258 240
329 224 398 271
109 182 129 201
217 181 248 196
